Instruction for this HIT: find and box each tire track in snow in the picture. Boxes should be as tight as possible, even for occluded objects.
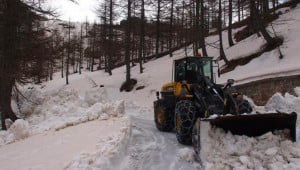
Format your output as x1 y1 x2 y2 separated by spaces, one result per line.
113 115 202 170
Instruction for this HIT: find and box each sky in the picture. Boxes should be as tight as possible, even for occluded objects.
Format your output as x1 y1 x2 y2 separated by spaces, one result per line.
48 0 99 22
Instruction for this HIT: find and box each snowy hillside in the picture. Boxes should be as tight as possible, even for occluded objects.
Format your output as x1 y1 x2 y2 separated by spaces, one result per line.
213 5 300 84
1 3 300 170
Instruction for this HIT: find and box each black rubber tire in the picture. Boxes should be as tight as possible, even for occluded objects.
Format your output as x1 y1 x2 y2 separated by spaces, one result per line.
175 100 197 145
154 99 174 132
238 100 253 114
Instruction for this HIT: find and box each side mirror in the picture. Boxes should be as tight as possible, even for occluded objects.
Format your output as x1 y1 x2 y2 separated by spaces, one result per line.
227 79 235 85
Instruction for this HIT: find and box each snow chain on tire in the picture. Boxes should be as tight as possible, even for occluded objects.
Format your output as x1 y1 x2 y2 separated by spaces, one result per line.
154 99 174 132
175 100 197 145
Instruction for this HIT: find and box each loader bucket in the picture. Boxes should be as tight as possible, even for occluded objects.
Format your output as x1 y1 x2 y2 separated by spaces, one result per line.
208 112 297 141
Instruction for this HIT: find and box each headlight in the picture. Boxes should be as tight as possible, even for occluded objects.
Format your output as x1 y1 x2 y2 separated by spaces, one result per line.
166 86 174 92
231 92 239 97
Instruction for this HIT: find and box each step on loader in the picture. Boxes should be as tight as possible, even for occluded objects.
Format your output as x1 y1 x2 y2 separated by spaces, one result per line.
153 56 297 151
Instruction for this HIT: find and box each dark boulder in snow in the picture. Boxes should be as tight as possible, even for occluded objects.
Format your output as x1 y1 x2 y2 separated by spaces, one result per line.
120 79 137 92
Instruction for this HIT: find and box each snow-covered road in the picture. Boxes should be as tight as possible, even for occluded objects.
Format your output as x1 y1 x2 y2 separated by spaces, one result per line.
111 106 201 170
0 118 126 170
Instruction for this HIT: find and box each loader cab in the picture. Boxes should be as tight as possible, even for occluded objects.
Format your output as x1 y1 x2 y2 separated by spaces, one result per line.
174 57 214 84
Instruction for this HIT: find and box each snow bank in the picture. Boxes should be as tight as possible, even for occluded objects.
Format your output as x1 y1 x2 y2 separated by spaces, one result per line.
64 117 131 170
177 148 195 162
0 119 31 145
0 87 126 146
295 87 300 97
265 91 300 114
8 119 31 140
200 89 300 170
201 127 300 170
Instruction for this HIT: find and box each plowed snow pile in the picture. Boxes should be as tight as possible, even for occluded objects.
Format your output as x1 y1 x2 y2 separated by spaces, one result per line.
0 87 126 146
0 86 131 169
200 89 300 170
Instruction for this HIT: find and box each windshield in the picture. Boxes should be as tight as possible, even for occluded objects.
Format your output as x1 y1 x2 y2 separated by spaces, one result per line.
174 57 213 83
202 59 213 81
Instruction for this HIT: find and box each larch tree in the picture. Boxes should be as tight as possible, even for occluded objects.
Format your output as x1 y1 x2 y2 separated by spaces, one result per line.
155 0 161 58
200 0 208 56
107 0 114 75
194 0 200 56
228 0 234 47
168 0 175 57
138 0 146 73
79 24 84 74
0 0 65 130
59 20 75 84
249 0 275 47
218 0 229 64
125 0 132 82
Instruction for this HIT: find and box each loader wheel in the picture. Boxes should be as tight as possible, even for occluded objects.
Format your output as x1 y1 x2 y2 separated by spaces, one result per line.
238 100 253 114
154 99 174 132
175 100 197 145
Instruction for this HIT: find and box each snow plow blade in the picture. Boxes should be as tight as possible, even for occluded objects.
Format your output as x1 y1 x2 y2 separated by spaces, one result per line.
207 112 297 141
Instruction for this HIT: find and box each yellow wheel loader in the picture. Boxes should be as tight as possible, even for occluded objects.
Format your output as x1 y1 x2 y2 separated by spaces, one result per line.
153 57 297 148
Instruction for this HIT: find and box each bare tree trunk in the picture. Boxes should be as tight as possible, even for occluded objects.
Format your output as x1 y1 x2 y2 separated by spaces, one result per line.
91 23 96 72
66 19 71 85
218 0 228 64
138 0 145 73
228 0 234 47
61 38 64 78
79 24 83 74
194 0 200 56
0 0 20 129
189 1 195 55
0 78 17 130
237 0 241 22
168 0 174 57
49 38 54 80
125 0 132 82
273 0 277 14
130 34 136 67
200 0 208 56
181 1 185 46
241 2 244 19
160 38 164 52
155 0 161 58
101 2 108 72
223 0 226 26
262 0 269 16
50 61 53 80
250 0 275 46
108 0 113 75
